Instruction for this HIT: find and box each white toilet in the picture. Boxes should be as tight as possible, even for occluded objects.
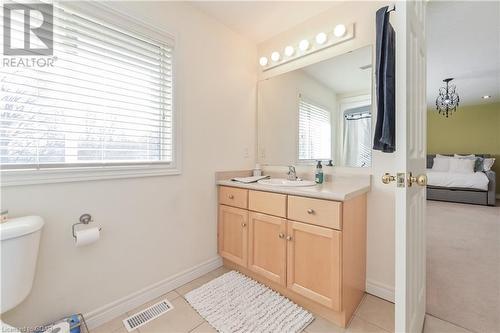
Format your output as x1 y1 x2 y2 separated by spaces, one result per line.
0 216 45 333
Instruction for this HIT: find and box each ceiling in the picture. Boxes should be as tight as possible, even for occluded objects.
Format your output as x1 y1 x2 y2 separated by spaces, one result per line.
427 1 500 107
191 1 339 43
301 46 372 94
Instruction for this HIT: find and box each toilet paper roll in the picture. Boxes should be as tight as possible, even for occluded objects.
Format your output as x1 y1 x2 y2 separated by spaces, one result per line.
74 227 100 247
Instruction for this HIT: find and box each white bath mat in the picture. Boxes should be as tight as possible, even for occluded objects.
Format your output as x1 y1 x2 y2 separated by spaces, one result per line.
185 270 314 333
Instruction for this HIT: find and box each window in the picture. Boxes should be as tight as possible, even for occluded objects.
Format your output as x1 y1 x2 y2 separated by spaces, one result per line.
1 3 175 182
298 98 331 161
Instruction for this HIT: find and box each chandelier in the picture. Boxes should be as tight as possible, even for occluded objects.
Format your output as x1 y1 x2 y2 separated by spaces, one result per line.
436 78 460 117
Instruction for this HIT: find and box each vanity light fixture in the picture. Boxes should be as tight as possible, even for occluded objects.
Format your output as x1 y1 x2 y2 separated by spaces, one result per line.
315 32 328 45
271 51 281 62
299 39 310 51
334 24 347 37
259 23 354 71
284 45 295 57
482 95 491 99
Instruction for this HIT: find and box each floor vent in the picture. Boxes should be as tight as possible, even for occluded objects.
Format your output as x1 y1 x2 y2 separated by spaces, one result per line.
123 299 173 332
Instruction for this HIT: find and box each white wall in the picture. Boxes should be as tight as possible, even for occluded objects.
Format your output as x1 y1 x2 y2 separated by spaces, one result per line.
257 1 396 301
1 1 257 327
258 70 337 165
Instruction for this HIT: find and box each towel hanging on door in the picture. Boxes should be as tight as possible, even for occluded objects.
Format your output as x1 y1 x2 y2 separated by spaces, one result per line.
373 6 396 153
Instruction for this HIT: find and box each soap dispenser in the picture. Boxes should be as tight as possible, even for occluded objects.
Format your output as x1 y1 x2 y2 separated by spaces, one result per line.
315 161 324 184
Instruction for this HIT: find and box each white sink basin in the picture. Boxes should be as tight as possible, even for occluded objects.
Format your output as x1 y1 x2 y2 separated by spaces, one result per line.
257 178 316 187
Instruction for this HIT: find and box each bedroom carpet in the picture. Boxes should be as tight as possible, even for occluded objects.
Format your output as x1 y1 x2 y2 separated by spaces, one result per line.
426 200 500 333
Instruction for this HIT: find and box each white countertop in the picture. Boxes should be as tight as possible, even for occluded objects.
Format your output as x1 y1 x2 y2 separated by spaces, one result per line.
217 176 371 201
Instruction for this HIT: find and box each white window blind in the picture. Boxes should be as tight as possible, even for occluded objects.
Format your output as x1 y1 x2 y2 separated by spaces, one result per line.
1 4 174 170
298 98 331 161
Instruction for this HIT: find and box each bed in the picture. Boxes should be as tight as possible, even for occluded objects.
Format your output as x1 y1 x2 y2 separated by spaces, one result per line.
426 154 496 206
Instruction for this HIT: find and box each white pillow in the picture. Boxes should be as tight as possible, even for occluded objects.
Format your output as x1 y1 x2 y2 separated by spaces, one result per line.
432 157 450 171
449 158 475 174
483 158 495 171
454 154 475 159
436 154 451 159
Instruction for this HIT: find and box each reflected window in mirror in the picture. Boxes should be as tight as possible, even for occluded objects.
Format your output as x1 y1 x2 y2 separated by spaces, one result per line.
342 103 372 167
298 97 332 162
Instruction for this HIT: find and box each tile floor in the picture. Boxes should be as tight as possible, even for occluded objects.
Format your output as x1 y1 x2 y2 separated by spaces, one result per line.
92 266 472 333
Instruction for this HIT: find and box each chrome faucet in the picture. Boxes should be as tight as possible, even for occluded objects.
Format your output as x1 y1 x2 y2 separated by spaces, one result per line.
287 165 297 181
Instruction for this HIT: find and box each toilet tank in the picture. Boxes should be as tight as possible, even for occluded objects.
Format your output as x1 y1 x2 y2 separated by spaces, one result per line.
0 216 44 314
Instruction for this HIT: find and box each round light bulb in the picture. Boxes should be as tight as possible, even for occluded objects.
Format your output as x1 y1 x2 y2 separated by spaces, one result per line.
271 51 281 62
334 24 347 37
284 46 295 57
259 56 268 66
315 32 327 45
299 39 310 51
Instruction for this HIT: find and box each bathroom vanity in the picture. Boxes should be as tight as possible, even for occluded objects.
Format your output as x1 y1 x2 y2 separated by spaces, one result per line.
216 178 369 327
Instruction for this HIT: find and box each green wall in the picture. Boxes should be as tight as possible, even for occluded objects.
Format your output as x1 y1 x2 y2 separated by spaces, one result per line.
427 102 500 195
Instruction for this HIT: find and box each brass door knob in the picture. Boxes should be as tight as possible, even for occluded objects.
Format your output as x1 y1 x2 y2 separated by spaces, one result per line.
241 223 247 227
307 208 314 214
382 173 396 184
286 235 293 241
408 173 427 187
278 233 285 239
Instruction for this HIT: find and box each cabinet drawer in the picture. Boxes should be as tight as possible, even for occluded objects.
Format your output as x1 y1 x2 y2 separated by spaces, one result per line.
249 190 287 218
219 186 248 209
288 196 342 230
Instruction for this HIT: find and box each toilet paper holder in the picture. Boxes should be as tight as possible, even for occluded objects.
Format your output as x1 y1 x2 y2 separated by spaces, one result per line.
72 213 102 240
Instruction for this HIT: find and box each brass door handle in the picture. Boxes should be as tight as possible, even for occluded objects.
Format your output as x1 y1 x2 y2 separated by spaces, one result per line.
382 173 396 184
278 233 285 239
286 236 293 241
408 173 427 187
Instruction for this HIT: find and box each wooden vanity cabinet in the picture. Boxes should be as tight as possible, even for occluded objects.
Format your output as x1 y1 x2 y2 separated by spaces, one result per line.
248 212 287 286
217 185 367 328
218 205 248 267
286 221 341 311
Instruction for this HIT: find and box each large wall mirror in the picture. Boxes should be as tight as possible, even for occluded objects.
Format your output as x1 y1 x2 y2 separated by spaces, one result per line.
258 45 373 167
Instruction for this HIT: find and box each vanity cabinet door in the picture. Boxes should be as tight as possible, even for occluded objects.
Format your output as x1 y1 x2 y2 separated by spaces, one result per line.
218 205 248 267
286 221 341 311
248 212 287 286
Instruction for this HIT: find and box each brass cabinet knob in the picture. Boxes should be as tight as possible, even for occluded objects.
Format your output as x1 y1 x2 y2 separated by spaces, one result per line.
382 173 396 184
241 223 247 227
286 235 293 241
307 208 314 214
228 194 234 199
278 233 285 239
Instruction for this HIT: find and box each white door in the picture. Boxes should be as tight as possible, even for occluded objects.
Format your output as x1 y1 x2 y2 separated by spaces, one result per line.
393 1 427 332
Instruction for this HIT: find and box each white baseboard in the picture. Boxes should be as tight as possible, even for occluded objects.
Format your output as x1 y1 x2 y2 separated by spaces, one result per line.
366 279 395 303
84 256 223 329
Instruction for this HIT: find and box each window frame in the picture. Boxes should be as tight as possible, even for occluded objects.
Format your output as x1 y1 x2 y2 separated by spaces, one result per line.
296 95 332 164
0 2 181 187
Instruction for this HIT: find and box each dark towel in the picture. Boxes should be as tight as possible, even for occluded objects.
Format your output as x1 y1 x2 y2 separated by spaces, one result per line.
373 6 396 153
